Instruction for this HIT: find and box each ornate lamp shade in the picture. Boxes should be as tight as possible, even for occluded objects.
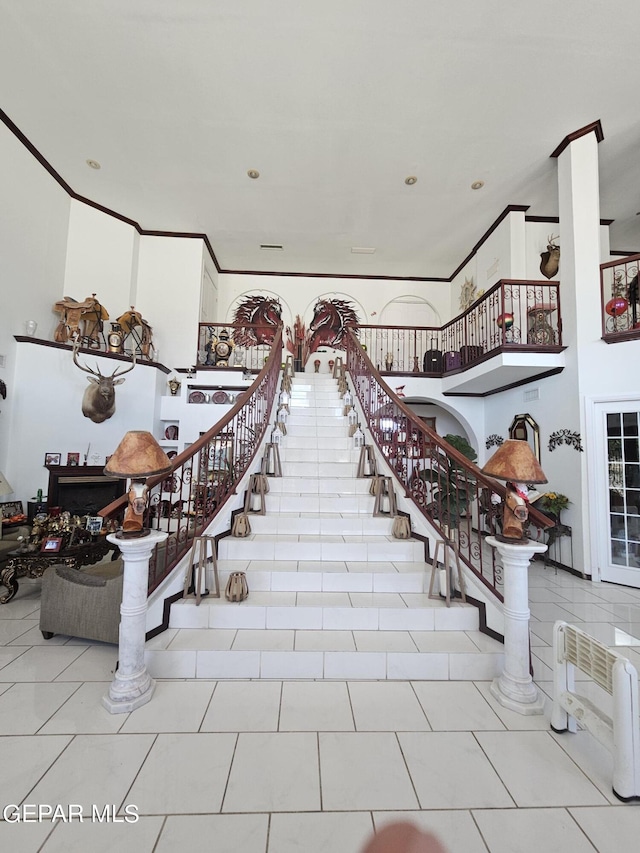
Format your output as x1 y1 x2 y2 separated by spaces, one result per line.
105 431 172 480
105 432 172 537
482 440 547 542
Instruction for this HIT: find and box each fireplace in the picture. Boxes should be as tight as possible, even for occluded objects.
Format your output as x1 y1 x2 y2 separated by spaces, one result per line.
46 466 125 516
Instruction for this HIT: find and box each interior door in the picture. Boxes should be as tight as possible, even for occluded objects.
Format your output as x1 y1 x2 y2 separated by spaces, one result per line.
596 401 640 587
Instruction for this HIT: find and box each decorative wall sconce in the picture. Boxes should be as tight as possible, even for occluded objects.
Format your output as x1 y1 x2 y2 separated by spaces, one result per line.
509 413 541 462
548 430 584 452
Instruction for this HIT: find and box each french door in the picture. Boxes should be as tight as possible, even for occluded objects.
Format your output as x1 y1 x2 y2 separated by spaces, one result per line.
595 401 640 587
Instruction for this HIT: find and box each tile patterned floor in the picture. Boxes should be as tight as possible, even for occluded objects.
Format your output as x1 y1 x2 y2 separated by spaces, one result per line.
1 566 640 852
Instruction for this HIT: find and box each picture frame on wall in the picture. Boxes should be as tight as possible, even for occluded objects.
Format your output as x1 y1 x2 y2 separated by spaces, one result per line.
44 452 61 466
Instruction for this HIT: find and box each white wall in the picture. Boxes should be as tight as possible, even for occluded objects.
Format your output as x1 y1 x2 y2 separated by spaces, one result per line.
0 122 71 479
136 236 205 369
6 340 166 507
63 200 139 313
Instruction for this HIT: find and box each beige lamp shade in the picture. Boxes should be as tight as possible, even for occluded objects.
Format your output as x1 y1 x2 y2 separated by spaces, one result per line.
481 439 548 484
104 431 172 479
0 471 13 497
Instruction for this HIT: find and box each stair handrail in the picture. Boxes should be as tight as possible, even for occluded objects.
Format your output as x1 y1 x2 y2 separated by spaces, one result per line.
100 325 283 593
344 328 553 600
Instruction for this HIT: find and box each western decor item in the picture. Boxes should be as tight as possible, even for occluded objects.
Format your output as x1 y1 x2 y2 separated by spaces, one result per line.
167 376 181 396
459 276 476 310
392 515 411 539
482 439 548 542
72 339 136 423
104 431 172 537
231 513 252 537
540 235 560 279
108 322 124 353
225 571 249 602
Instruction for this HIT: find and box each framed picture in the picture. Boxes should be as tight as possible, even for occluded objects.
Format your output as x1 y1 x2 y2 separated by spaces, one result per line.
66 452 80 466
44 452 61 466
40 537 63 553
86 516 103 534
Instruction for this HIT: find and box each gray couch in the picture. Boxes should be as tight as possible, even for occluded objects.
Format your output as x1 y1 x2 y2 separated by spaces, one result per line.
0 525 31 562
39 559 124 644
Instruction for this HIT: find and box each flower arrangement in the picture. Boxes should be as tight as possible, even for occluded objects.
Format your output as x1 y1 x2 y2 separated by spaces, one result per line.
540 492 570 516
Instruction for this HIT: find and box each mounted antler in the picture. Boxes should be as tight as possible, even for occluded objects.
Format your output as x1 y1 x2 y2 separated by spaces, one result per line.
540 234 560 279
72 340 136 423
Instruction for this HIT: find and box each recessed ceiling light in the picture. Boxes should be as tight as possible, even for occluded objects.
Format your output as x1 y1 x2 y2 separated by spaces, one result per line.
471 180 484 190
86 159 101 170
405 176 417 186
247 169 260 179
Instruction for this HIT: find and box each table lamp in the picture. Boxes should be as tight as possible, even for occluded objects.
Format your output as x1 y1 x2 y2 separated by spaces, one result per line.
104 431 172 537
481 439 547 543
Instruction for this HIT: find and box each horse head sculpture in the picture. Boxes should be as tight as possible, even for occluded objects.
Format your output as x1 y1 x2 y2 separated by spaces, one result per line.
232 295 283 346
308 298 359 352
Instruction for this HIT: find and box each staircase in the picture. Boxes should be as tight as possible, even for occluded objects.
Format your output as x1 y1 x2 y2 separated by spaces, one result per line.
146 373 504 680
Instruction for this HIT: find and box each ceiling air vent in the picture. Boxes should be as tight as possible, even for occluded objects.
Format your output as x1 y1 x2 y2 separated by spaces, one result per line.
260 244 283 251
523 388 540 402
351 247 376 254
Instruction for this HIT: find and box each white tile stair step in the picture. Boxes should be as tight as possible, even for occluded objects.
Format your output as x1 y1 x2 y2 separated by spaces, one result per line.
280 462 359 478
248 513 394 536
218 534 424 562
278 448 361 463
267 494 374 514
281 436 353 450
267 477 374 494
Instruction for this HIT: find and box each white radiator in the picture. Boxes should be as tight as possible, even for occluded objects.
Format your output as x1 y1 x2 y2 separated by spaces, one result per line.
551 620 640 801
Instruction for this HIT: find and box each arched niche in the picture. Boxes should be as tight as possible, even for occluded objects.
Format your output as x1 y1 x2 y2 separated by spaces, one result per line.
401 396 478 453
379 295 440 328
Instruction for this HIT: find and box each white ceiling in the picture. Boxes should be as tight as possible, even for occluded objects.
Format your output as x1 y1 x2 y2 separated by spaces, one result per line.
2 0 639 279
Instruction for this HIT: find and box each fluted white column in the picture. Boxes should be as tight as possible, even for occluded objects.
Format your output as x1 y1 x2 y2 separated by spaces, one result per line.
102 530 168 714
486 536 547 715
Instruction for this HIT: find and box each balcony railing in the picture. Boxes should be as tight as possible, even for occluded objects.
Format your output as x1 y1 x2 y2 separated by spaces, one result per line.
100 326 283 593
196 322 279 371
344 329 553 600
600 254 640 343
356 279 562 375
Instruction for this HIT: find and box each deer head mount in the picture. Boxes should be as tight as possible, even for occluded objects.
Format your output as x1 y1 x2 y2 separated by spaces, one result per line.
540 234 560 279
72 341 136 423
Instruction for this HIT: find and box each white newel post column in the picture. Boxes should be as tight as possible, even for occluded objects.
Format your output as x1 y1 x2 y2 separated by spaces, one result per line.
102 530 168 714
486 536 547 715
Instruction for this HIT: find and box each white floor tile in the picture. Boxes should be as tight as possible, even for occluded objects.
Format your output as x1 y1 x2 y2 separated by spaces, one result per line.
223 732 321 812
0 734 71 808
128 732 236 814
260 650 324 679
279 681 354 730
38 681 129 734
268 812 374 853
196 650 260 679
569 806 640 853
387 652 449 680
473 807 598 853
155 814 268 853
0 646 87 682
319 732 419 810
294 630 355 651
0 821 54 853
53 646 118 682
373 811 488 853
167 628 236 651
412 682 504 730
472 681 552 731
0 681 79 734
119 681 214 733
349 681 430 731
353 631 417 652
30 733 156 812
474 731 608 806
41 816 164 853
324 652 386 679
232 629 294 650
200 681 281 732
410 631 479 653
398 731 514 808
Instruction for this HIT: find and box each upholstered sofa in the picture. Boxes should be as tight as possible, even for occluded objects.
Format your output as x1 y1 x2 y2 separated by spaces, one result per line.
39 558 124 644
0 525 31 563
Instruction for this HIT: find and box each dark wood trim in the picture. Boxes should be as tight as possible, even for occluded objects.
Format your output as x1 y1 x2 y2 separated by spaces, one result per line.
448 205 530 282
525 214 614 226
443 366 565 397
145 590 184 641
219 268 449 282
14 336 171 373
550 119 604 158
602 330 640 344
610 249 640 257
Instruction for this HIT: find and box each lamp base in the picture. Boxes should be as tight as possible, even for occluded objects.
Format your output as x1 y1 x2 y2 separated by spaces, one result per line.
114 528 151 540
493 533 531 545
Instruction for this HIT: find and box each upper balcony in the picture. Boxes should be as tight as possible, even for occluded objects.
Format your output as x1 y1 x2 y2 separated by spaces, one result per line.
600 254 640 344
357 279 565 396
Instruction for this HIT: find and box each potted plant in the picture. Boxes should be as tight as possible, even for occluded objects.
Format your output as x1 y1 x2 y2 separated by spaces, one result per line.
539 492 570 522
418 434 478 533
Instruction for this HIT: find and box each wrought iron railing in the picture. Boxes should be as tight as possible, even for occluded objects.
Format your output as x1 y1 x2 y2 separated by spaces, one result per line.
600 253 640 342
345 329 553 599
356 279 562 374
196 322 280 371
100 326 283 593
